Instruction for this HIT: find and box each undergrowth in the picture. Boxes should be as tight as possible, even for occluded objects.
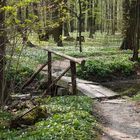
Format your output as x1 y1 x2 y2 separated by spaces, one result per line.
77 56 135 81
0 96 98 140
132 94 140 101
6 47 47 89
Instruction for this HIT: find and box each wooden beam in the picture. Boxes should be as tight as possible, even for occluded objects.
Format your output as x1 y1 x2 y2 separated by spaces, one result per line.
21 61 48 90
43 48 85 65
70 61 77 94
43 66 71 97
47 52 52 95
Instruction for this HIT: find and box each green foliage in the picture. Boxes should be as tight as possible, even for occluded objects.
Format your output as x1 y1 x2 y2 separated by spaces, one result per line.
69 49 131 59
21 96 96 140
47 96 93 113
78 60 111 79
7 63 44 89
77 57 135 80
133 94 140 101
0 96 97 140
21 111 96 140
0 111 12 121
6 47 47 87
0 111 19 140
0 111 13 129
7 65 33 86
14 48 48 66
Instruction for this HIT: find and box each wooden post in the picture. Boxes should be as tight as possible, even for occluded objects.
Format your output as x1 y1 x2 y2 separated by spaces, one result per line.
43 66 71 97
70 61 77 94
47 52 52 95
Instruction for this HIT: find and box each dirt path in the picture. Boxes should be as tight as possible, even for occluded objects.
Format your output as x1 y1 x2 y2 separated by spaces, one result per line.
93 99 140 140
44 59 140 140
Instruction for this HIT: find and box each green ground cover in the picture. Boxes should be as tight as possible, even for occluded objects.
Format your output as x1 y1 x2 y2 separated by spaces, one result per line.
0 96 98 140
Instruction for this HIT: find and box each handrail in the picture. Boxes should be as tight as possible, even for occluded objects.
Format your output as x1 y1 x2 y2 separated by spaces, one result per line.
22 47 86 95
43 48 85 65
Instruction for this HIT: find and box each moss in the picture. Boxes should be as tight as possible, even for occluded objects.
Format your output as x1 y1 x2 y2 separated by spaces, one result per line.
10 106 49 128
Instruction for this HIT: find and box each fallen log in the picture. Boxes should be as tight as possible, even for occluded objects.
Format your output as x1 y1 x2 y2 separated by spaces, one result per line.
11 94 31 100
10 105 49 128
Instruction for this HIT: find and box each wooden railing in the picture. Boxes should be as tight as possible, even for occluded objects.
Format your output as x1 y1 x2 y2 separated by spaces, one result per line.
22 48 85 96
43 48 85 96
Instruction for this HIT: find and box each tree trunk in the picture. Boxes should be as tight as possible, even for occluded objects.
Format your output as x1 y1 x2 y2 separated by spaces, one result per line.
64 22 70 37
93 0 98 34
0 0 7 105
70 4 75 32
51 1 63 47
121 0 140 53
132 0 140 61
53 24 63 47
112 0 117 35
17 7 27 45
120 0 133 50
78 0 82 52
88 0 94 38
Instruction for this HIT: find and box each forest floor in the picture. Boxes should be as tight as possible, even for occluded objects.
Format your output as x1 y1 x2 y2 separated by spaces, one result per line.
35 39 140 139
51 58 140 140
4 32 140 139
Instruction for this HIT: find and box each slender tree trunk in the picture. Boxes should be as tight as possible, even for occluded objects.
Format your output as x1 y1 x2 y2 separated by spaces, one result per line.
23 6 29 44
81 1 86 32
17 7 27 45
70 4 75 32
0 0 7 105
88 0 94 38
112 0 117 35
93 0 98 34
100 0 103 33
78 0 82 52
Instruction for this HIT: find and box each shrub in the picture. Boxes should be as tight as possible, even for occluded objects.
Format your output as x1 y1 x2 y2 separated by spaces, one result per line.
6 64 43 89
132 93 140 101
7 65 34 87
77 57 135 81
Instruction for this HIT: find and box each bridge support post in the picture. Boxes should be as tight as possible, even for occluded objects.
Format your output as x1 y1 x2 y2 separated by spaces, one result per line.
47 52 53 96
70 61 77 94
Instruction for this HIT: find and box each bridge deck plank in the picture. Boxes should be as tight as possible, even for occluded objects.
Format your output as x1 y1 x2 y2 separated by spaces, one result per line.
55 76 118 98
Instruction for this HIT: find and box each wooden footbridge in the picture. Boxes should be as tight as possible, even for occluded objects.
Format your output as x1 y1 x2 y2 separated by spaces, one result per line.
56 76 117 99
22 48 117 99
